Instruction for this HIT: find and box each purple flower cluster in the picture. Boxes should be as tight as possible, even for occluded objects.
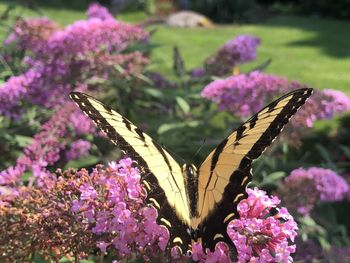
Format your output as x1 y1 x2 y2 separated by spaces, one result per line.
201 71 291 118
65 139 92 161
323 89 350 114
280 167 349 215
293 238 323 261
0 103 95 188
0 156 299 261
201 71 350 130
190 67 206 78
292 89 350 127
294 238 350 262
0 73 30 119
177 188 298 262
48 18 148 56
222 35 261 64
71 158 167 258
1 4 149 118
325 246 350 263
205 35 260 76
87 2 115 20
147 72 176 88
287 168 349 201
4 17 60 53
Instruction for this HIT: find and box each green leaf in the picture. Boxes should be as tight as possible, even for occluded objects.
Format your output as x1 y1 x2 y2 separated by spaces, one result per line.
122 42 159 54
85 76 108 85
14 134 32 147
173 46 185 77
134 73 153 85
340 145 350 159
249 58 272 73
158 121 199 134
21 172 33 183
315 144 333 166
64 155 100 169
187 120 200 127
143 88 164 98
281 142 289 154
58 256 96 263
175 96 190 114
301 215 317 227
158 122 186 134
261 171 286 185
318 236 331 250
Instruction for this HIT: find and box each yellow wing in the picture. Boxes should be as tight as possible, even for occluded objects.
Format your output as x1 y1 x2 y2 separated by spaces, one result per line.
70 92 192 251
196 88 313 250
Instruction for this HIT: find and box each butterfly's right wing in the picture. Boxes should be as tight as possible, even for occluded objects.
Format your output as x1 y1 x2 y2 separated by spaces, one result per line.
70 92 191 253
196 88 313 251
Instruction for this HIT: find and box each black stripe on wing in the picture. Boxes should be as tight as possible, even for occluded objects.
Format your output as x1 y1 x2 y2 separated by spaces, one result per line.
69 92 191 253
199 88 313 251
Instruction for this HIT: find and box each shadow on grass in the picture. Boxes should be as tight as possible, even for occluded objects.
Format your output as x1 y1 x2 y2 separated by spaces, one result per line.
263 15 350 58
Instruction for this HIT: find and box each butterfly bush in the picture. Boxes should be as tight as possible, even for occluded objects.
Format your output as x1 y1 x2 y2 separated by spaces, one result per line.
65 139 92 161
0 158 167 261
291 88 350 127
227 188 298 262
147 72 176 89
278 167 349 215
201 71 350 128
0 3 149 117
294 238 350 262
201 71 292 118
0 72 31 119
0 157 298 262
4 17 61 54
87 2 115 20
1 3 150 188
0 102 95 188
205 35 260 76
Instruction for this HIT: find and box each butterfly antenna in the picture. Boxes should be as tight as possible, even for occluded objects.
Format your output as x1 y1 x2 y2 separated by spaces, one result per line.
162 144 186 164
190 138 207 164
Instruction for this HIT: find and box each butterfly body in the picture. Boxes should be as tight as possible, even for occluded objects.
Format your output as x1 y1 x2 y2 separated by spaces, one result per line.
70 88 313 255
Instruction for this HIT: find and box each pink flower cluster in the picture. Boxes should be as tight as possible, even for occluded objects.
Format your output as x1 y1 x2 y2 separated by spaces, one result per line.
4 17 60 53
287 168 349 201
179 188 298 262
228 188 298 262
221 35 261 64
0 72 30 119
0 103 95 188
201 71 350 129
87 2 115 20
205 35 260 76
291 89 350 127
48 18 148 56
1 3 149 118
280 167 349 215
71 158 167 258
0 156 299 261
201 71 291 118
65 139 92 161
294 238 350 262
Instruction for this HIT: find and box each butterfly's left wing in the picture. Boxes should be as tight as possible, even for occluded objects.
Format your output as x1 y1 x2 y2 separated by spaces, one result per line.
70 92 192 253
195 88 313 251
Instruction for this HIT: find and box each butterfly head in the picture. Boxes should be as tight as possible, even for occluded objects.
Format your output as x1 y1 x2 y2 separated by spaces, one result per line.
182 164 198 179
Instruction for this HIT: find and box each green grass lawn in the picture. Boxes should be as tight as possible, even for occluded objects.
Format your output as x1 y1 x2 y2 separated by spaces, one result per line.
0 1 349 94
150 16 350 94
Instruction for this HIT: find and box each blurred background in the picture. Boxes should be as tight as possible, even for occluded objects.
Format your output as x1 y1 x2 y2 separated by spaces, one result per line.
0 0 350 262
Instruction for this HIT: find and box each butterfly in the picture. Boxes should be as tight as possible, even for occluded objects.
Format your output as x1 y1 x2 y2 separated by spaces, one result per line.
70 88 312 255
